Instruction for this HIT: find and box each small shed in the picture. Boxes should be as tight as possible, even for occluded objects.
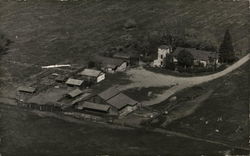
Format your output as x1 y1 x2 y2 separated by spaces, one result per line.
65 78 84 86
55 75 67 83
17 86 36 93
67 89 83 98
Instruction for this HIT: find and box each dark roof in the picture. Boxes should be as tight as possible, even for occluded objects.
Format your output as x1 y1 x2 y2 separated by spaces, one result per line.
77 102 110 112
173 47 218 61
159 45 170 50
55 75 67 82
106 93 138 110
65 78 84 86
101 57 125 69
80 69 103 77
98 87 121 101
113 53 131 59
67 89 83 98
17 86 36 93
71 92 94 105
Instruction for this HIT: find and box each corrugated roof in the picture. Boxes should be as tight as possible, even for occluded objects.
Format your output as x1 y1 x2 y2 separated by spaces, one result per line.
67 89 83 98
106 93 138 110
77 102 110 112
98 87 121 101
80 69 102 77
65 78 83 86
173 47 218 61
17 86 36 93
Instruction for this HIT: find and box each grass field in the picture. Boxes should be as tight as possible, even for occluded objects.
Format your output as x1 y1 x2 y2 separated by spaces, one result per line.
0 0 248 84
150 61 249 151
0 105 232 156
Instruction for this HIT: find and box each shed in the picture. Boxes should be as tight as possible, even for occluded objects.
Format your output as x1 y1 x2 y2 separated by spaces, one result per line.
79 69 105 83
77 101 110 113
55 75 67 83
17 86 36 93
67 89 83 98
65 78 84 86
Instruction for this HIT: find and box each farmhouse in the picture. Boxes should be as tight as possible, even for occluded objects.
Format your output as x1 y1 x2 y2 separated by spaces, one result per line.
172 47 219 67
79 68 105 83
153 45 172 67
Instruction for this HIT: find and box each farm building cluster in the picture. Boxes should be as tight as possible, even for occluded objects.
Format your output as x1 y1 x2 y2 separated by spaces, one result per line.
153 45 219 68
16 53 140 120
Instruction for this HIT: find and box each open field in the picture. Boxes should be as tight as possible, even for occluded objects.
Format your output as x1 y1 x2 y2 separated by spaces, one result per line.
149 61 249 151
0 105 234 156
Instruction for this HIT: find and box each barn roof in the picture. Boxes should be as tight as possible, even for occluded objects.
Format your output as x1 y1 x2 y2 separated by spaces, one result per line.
65 78 83 86
17 86 36 93
67 89 83 98
101 57 125 69
106 93 138 110
98 87 121 101
80 69 103 77
77 102 110 112
173 47 218 61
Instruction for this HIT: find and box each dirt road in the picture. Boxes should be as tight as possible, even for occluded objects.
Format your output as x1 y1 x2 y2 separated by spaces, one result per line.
119 53 249 106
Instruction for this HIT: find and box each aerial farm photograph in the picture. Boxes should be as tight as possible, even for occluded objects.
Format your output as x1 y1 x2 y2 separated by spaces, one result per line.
0 0 249 155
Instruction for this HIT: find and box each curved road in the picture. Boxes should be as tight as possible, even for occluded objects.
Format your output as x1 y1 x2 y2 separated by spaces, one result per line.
119 53 249 106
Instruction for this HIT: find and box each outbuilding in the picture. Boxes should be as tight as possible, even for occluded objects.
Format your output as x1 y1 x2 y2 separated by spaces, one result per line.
17 86 36 94
79 68 105 83
67 89 83 98
76 101 110 114
65 78 84 87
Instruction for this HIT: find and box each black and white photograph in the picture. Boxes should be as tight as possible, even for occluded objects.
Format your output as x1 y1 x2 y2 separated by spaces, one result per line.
0 0 249 155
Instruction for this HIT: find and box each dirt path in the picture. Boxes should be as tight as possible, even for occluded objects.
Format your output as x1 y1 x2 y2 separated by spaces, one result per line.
119 54 249 106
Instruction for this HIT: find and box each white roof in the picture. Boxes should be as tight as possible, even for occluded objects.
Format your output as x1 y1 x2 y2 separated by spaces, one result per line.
80 69 103 77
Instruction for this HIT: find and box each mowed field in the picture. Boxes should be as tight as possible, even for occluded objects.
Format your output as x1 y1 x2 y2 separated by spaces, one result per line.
0 0 249 85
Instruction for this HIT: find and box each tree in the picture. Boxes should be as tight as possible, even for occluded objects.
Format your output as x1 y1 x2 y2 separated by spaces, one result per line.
177 49 194 68
219 29 235 63
165 54 176 70
88 61 96 68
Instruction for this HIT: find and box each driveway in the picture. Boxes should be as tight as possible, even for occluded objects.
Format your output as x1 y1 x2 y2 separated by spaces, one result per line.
119 53 250 106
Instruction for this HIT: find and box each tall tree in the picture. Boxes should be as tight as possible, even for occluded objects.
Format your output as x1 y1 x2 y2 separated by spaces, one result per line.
219 29 235 63
177 49 194 68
